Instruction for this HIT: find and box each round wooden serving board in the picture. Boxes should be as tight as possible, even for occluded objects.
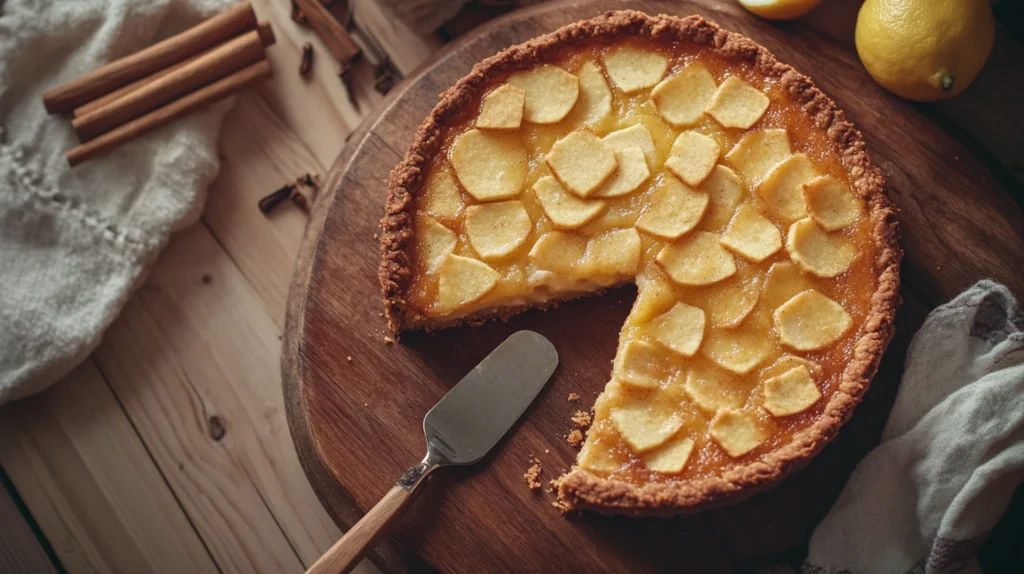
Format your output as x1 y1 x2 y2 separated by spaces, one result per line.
284 1 1024 572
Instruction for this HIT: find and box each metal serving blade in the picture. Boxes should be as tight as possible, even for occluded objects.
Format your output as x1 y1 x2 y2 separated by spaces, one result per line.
397 331 558 490
307 331 558 574
424 330 558 465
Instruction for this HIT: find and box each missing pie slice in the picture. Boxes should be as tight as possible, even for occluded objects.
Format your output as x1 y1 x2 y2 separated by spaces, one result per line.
379 11 900 516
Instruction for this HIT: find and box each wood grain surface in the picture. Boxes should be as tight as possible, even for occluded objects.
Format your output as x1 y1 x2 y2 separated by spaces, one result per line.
283 1 1024 572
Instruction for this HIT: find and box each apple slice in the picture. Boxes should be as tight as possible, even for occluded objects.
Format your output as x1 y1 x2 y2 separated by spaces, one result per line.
665 130 720 187
706 76 770 129
602 46 668 94
508 64 579 124
464 200 533 260
450 129 527 201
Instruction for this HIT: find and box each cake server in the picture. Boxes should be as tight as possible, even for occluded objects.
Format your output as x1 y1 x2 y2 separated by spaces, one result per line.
306 330 559 574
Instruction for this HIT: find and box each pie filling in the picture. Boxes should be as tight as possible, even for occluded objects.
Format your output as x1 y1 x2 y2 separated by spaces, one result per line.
398 40 879 491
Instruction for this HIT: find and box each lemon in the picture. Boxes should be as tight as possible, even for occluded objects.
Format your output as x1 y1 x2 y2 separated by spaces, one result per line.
855 0 994 102
738 0 822 20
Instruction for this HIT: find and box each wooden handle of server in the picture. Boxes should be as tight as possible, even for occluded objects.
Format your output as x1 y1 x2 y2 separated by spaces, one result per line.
72 23 274 142
305 485 415 574
43 1 257 114
66 59 272 167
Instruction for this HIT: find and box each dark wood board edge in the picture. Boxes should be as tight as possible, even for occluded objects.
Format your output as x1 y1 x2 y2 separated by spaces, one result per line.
284 1 1024 571
283 83 435 573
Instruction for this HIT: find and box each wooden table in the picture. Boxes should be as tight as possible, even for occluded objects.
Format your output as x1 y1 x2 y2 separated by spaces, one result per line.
1 1 1021 573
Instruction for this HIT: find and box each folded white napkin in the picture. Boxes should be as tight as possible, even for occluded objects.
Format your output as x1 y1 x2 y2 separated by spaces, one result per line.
804 280 1024 573
0 0 235 405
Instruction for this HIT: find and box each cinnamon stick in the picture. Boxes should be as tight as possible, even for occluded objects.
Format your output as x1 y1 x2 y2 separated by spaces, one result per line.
292 0 360 67
72 24 274 142
74 50 204 117
43 2 257 114
66 59 273 167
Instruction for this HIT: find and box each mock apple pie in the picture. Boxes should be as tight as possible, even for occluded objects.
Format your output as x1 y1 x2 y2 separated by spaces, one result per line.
379 11 900 515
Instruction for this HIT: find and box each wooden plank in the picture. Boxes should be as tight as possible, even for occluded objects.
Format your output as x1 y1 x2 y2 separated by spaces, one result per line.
0 473 57 574
91 223 345 571
202 92 319 330
0 361 217 574
249 0 377 168
350 0 442 75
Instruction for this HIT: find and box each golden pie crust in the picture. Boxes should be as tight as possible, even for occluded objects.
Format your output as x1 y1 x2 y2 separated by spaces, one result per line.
379 11 901 516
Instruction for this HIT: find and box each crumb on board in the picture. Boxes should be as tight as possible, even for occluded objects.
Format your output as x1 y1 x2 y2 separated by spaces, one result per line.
567 393 580 402
544 449 550 454
524 459 543 490
551 500 570 512
567 429 584 447
347 356 353 362
383 336 394 344
571 410 592 428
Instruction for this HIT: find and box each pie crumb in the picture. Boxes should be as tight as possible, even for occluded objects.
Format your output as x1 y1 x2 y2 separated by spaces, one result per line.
346 356 353 362
567 393 581 402
524 460 543 490
571 410 592 428
544 449 550 454
383 336 394 344
567 429 584 447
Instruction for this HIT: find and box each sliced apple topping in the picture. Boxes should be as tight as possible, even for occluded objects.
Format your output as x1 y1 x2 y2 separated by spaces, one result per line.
529 231 587 275
648 301 706 357
435 254 500 313
725 128 791 187
775 290 852 351
698 165 746 230
685 363 753 412
786 218 856 277
416 215 457 272
762 365 821 417
656 231 737 287
636 176 709 239
577 434 623 473
533 176 606 229
420 165 464 221
450 129 527 201
464 200 532 260
581 227 642 277
613 339 671 388
761 261 814 311
688 264 761 328
508 64 579 124
665 131 720 187
602 46 668 94
758 153 819 222
701 325 773 375
570 61 613 128
476 84 526 130
706 76 770 129
629 271 680 325
609 392 684 452
642 436 696 473
546 130 618 197
710 409 765 458
602 124 656 165
593 147 651 198
720 202 783 263
651 64 717 127
802 175 862 231
762 354 823 380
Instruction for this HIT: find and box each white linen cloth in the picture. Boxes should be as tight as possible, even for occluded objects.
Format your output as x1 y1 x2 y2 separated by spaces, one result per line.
0 0 235 404
805 280 1024 573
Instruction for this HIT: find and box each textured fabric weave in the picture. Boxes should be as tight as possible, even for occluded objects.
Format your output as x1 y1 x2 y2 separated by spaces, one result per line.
0 0 235 404
805 281 1024 574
